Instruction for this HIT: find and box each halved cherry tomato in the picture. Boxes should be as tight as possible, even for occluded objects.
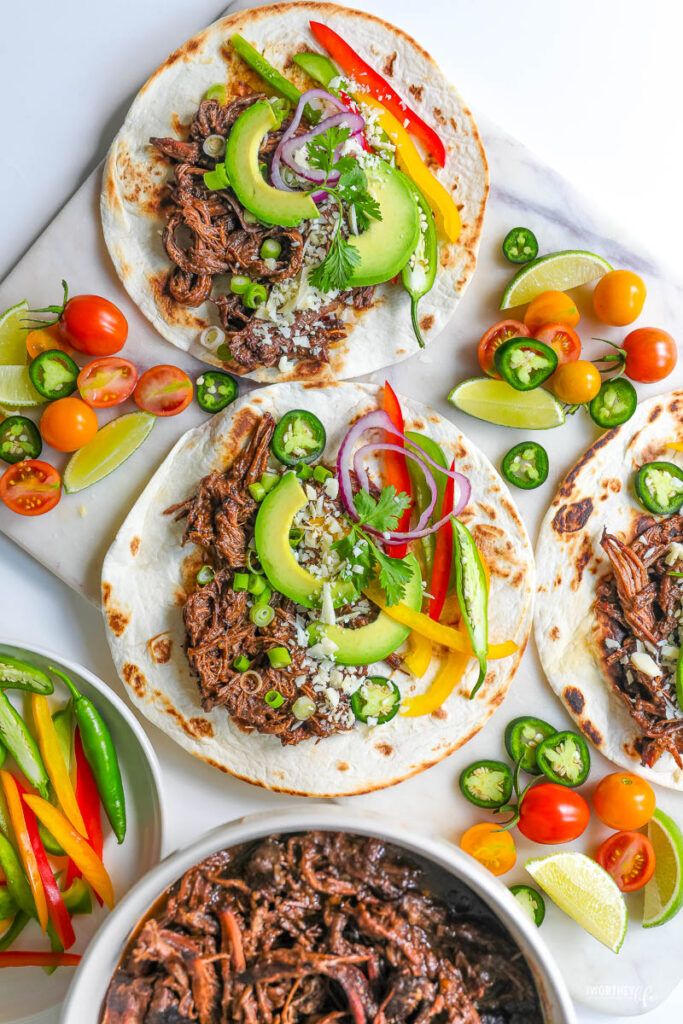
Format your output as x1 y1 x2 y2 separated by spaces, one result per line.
596 831 655 892
593 270 646 326
26 325 75 361
77 358 138 408
535 322 581 367
40 398 98 453
460 822 516 875
478 320 530 377
134 365 193 417
59 295 128 356
524 291 580 334
517 783 590 844
551 360 601 405
620 328 677 383
0 460 61 516
593 772 655 830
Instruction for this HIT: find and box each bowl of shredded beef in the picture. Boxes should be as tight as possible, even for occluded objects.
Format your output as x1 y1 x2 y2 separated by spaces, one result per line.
62 807 573 1024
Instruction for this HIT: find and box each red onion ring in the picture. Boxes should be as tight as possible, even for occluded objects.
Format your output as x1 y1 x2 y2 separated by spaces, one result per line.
354 442 437 531
280 111 365 185
271 89 353 193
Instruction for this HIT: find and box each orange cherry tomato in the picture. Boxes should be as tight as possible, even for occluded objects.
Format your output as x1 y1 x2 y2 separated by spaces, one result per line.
0 460 61 516
59 295 128 356
134 365 193 417
551 360 601 405
77 358 138 408
596 831 656 893
477 320 530 377
460 822 516 876
592 772 656 831
535 322 582 367
40 397 98 453
26 325 75 361
620 328 677 383
524 291 580 334
593 270 646 326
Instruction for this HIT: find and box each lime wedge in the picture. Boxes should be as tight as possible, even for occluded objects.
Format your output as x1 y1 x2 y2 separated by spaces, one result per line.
448 377 565 429
500 250 613 308
0 366 44 408
643 808 683 927
526 852 627 953
0 301 29 365
63 412 154 493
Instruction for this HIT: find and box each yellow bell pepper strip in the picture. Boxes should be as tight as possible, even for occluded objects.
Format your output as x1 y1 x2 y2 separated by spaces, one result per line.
0 771 48 932
402 648 471 717
357 94 461 242
22 795 114 909
31 696 86 837
403 631 432 678
666 442 683 452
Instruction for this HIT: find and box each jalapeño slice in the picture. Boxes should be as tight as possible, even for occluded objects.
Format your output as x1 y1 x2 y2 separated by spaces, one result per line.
350 677 401 724
536 730 591 787
28 350 79 400
509 884 546 926
502 227 539 264
271 410 326 466
196 371 238 414
504 716 556 774
635 461 683 516
0 416 42 464
589 378 637 429
501 442 549 490
459 760 513 808
493 338 558 391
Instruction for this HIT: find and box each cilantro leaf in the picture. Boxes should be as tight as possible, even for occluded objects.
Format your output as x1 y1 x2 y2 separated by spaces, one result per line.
308 234 360 293
375 547 414 607
306 126 351 172
353 486 411 533
349 190 382 232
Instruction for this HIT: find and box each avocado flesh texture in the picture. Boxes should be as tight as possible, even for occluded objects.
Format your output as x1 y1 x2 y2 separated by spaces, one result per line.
224 101 319 227
347 162 420 287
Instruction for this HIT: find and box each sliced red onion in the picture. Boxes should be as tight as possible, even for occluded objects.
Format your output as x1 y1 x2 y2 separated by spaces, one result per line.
271 90 364 193
280 111 365 185
271 88 345 192
354 442 437 531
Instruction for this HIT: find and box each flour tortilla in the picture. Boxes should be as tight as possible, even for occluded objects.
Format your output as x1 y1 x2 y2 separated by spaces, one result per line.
102 382 533 796
100 2 488 383
535 390 683 791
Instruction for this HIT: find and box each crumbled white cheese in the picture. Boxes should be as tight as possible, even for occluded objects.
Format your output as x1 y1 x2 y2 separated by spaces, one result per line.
666 542 683 566
631 652 661 678
320 582 337 626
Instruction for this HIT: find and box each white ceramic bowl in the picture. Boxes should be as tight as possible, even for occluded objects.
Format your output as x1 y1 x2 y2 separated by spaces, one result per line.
63 804 575 1023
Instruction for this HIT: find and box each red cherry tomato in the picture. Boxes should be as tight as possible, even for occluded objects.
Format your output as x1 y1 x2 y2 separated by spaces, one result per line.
77 358 138 408
40 397 98 453
620 328 677 383
134 365 193 417
478 320 530 377
535 322 582 367
59 294 128 356
596 831 656 892
0 460 61 516
517 783 590 845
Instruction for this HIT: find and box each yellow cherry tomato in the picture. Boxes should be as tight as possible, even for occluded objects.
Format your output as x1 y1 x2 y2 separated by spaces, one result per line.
551 360 601 405
40 397 98 453
460 822 516 876
524 291 580 334
593 270 646 326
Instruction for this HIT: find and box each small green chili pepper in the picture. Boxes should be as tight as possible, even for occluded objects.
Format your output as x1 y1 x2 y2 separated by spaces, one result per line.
0 833 35 919
401 178 437 349
0 692 48 797
0 656 53 695
452 518 488 699
0 912 30 952
230 34 302 105
502 227 539 264
460 760 513 808
292 52 339 87
509 884 545 926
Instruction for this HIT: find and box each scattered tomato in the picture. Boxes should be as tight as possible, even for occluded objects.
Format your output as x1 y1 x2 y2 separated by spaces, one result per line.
523 291 580 334
0 460 61 516
59 294 128 356
460 822 516 875
78 357 138 408
619 327 677 383
596 830 656 892
551 360 601 405
535 322 582 367
517 783 590 845
478 320 530 377
593 270 646 326
40 397 98 453
26 325 75 361
593 772 656 831
134 365 193 417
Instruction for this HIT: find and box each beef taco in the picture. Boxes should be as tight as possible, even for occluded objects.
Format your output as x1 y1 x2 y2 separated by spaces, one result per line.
536 389 683 790
102 382 532 796
101 3 488 382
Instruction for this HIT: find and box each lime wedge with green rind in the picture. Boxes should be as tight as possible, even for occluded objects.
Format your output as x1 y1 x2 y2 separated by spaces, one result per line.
448 377 565 429
63 412 154 493
643 808 683 927
0 301 29 366
500 250 613 309
0 366 44 408
526 852 627 953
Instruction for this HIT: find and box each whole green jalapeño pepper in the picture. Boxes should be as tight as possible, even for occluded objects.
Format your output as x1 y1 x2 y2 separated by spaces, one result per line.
401 178 437 349
452 518 488 698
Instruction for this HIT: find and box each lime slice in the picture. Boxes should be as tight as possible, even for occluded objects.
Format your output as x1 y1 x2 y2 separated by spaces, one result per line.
526 852 627 953
0 366 44 408
448 377 565 430
500 250 613 309
63 412 154 493
0 301 29 366
643 808 683 927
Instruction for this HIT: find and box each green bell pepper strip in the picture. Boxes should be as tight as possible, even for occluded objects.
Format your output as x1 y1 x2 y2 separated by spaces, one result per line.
292 51 339 87
230 34 302 105
0 912 29 951
0 656 53 695
401 177 437 349
0 692 49 797
62 878 92 916
452 518 488 698
50 669 127 844
0 887 18 921
0 833 36 919
404 431 449 576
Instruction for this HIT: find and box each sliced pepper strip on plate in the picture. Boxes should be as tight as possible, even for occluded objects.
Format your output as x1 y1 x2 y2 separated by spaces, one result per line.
32 695 86 836
0 833 34 920
403 631 432 678
0 950 81 968
382 382 412 559
66 729 104 904
429 461 455 622
401 647 470 717
0 771 47 931
452 518 489 698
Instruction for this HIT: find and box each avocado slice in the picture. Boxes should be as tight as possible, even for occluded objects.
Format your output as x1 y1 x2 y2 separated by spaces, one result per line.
347 162 420 287
224 101 319 227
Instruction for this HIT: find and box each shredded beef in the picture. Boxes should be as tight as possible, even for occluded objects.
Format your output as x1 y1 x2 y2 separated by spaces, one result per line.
102 832 542 1024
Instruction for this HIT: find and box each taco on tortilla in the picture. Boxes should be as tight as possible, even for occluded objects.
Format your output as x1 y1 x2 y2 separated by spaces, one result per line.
101 3 488 382
102 382 532 796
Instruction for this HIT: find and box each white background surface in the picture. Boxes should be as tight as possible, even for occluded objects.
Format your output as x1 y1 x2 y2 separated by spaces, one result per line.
2 0 683 1020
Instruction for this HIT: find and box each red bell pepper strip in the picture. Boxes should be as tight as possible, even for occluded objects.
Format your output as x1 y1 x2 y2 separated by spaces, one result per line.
15 779 76 950
429 460 455 621
382 382 412 559
0 951 81 967
65 729 104 905
310 21 446 167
